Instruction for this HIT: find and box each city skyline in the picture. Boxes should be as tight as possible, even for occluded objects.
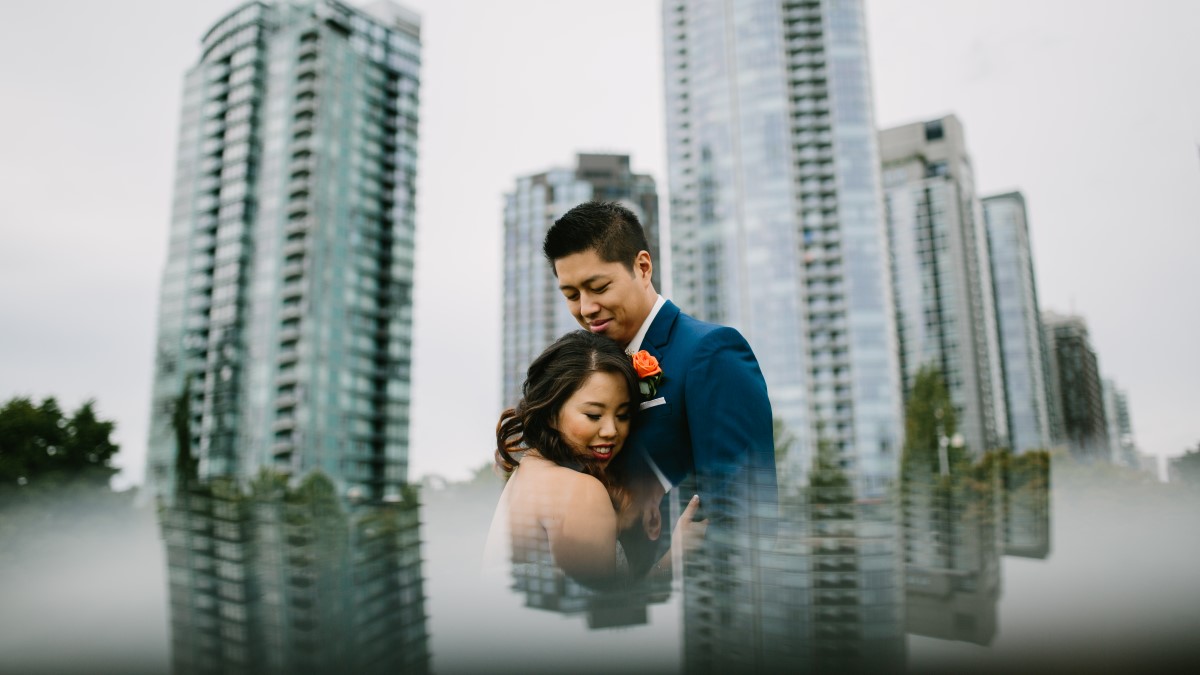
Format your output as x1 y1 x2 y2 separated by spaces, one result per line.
2 0 1198 486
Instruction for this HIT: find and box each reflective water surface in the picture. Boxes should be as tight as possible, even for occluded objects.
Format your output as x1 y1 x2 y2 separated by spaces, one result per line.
2 451 1198 673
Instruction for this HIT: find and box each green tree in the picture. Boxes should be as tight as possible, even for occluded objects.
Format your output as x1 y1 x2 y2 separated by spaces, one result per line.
809 433 853 507
172 381 198 484
773 416 797 469
1171 444 1200 487
0 396 119 487
901 366 970 476
1 397 132 564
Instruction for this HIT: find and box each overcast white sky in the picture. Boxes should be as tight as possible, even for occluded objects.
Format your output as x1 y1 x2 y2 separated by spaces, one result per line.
1 0 1197 487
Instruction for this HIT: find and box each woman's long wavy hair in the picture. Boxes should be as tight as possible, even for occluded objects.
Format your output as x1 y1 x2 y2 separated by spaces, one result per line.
495 330 638 490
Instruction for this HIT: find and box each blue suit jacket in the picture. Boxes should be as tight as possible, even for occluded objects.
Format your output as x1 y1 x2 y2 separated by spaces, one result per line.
628 301 778 528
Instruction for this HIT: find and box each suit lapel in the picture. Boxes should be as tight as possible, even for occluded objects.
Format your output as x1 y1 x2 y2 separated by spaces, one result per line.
643 300 680 361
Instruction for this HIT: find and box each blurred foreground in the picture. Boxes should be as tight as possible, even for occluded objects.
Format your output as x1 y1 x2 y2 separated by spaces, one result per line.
1 452 1198 673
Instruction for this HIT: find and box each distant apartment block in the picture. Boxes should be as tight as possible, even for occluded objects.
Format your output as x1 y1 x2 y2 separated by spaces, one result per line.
880 116 1008 455
1042 311 1110 460
501 153 659 408
1102 378 1138 468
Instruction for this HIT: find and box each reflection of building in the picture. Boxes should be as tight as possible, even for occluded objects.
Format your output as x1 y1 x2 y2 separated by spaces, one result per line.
900 447 1002 646
160 472 429 674
809 499 905 671
807 441 904 672
145 0 422 502
683 489 807 672
983 192 1053 454
508 561 671 630
1001 451 1051 559
1043 312 1110 460
501 153 659 408
662 0 902 492
881 115 1008 456
502 450 672 629
683 445 904 673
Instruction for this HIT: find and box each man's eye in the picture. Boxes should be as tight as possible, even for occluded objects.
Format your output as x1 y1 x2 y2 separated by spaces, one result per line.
594 284 610 293
563 292 578 301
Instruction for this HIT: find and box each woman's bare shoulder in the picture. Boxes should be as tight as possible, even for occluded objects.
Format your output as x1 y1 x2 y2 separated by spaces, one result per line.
509 457 605 502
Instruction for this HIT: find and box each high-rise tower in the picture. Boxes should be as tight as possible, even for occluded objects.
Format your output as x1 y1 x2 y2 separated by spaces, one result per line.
1042 311 1109 460
145 0 422 501
663 0 902 493
501 153 659 409
982 191 1052 454
879 115 1008 455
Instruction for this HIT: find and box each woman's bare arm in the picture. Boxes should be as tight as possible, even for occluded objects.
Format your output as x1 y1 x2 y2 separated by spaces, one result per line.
548 472 619 581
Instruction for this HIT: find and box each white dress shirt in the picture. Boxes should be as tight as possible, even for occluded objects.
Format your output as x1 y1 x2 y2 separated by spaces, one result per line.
625 294 666 355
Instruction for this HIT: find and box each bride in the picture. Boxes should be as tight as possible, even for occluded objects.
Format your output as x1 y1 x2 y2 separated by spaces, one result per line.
488 330 702 583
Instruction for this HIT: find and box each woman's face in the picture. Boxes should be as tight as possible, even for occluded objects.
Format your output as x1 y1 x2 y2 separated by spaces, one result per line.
555 371 631 465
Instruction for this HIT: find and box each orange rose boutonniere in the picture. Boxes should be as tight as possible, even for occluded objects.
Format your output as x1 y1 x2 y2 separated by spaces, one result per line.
631 350 664 399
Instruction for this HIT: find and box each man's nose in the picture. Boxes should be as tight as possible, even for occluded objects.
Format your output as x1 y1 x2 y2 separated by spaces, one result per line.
579 292 600 317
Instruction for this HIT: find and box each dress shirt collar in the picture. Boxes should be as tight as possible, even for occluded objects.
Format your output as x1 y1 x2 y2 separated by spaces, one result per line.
625 294 666 355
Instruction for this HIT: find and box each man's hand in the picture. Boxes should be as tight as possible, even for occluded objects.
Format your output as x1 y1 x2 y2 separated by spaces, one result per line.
673 494 708 557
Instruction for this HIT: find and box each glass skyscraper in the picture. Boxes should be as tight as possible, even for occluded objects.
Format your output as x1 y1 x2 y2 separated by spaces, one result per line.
982 191 1053 454
663 0 902 494
501 153 659 409
145 0 421 502
880 115 1008 456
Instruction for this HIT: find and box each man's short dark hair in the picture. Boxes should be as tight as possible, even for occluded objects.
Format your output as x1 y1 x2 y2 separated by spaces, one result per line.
542 200 649 273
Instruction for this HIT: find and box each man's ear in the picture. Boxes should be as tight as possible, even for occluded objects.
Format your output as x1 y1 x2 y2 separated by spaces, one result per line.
642 505 662 542
635 250 653 284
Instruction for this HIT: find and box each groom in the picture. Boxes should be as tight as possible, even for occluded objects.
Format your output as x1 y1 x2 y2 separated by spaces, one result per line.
543 201 777 536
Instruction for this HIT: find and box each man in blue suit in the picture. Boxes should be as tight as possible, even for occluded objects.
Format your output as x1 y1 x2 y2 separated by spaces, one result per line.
543 201 778 536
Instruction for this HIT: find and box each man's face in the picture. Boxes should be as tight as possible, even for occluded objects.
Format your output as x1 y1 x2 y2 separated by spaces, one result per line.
554 248 655 348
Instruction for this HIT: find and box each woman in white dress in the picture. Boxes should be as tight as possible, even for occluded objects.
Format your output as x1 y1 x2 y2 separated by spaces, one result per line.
488 331 701 584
